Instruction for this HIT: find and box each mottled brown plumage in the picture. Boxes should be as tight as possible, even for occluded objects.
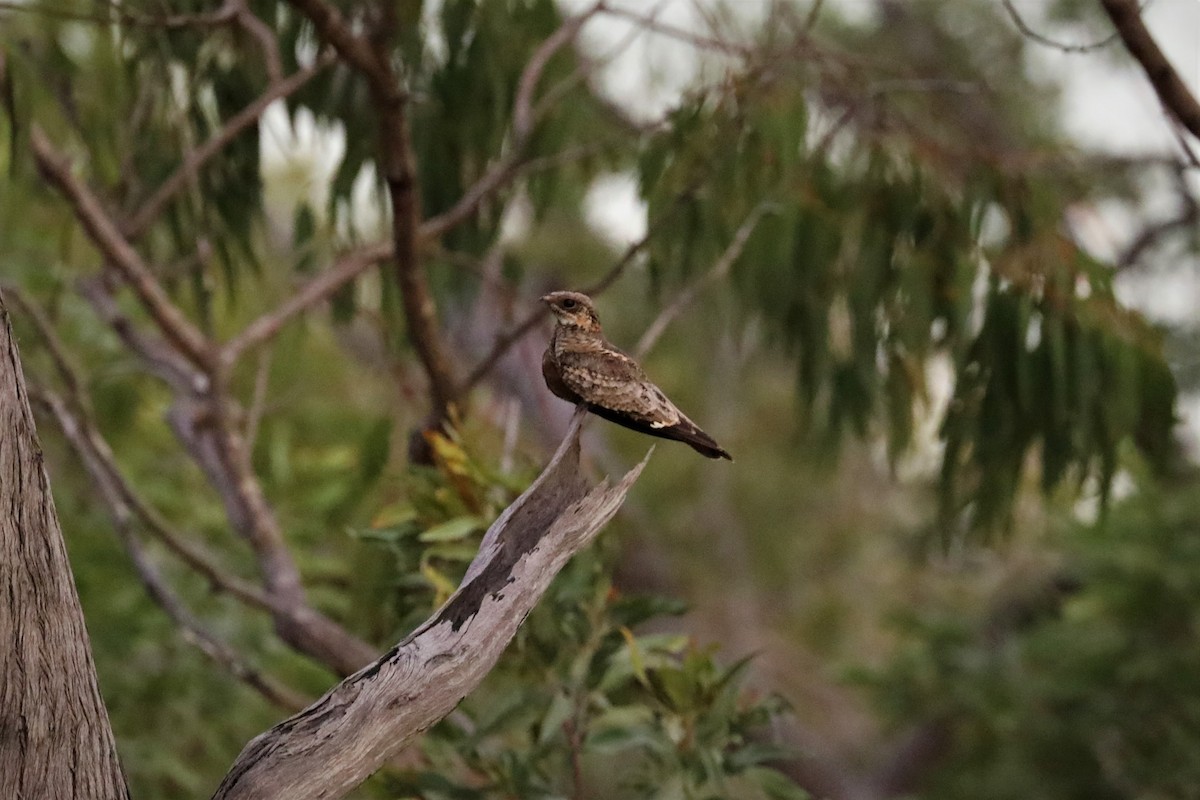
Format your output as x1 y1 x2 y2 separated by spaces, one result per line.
540 291 732 460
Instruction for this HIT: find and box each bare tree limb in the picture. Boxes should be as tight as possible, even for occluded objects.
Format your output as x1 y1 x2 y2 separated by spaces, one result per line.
1100 0 1200 141
420 4 602 240
230 0 285 85
1000 0 1120 53
1 284 274 613
30 126 213 370
123 54 334 239
214 409 650 800
33 388 310 714
512 2 603 144
78 276 378 676
221 242 392 366
634 203 772 359
285 0 459 426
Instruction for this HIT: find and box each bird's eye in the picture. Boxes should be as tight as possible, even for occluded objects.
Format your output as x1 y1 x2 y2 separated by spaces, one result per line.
561 298 577 310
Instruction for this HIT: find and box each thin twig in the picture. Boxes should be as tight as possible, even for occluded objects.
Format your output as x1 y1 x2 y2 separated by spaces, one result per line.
634 204 772 358
802 0 826 31
513 2 604 143
999 0 1121 54
31 126 213 369
1118 166 1199 269
124 54 334 239
422 4 605 243
231 0 285 84
5 287 277 612
221 241 392 365
245 345 273 452
596 5 753 57
33 388 309 712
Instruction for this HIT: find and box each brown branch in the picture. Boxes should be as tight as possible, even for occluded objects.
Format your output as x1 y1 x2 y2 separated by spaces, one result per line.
4 286 276 613
123 55 333 239
633 203 772 358
512 2 603 143
1000 0 1120 53
422 3 610 243
1100 0 1200 141
285 0 459 424
30 126 213 369
231 0 284 85
34 388 309 713
214 409 651 800
282 0 391 86
221 241 392 366
596 5 753 56
1118 169 1199 269
77 277 203 395
78 277 378 676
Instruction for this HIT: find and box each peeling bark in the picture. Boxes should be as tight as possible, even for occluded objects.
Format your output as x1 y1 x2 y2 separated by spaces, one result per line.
0 292 129 799
213 409 650 800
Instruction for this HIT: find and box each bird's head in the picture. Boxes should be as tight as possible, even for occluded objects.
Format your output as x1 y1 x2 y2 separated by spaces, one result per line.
541 291 601 332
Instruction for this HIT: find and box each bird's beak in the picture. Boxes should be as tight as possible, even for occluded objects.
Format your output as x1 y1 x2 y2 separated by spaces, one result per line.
540 294 554 306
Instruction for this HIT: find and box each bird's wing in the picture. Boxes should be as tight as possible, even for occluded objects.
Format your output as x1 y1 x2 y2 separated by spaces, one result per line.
556 348 683 429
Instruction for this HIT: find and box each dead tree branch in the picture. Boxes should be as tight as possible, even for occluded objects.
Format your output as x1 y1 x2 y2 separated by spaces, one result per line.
31 126 213 370
34 389 309 713
1000 0 1119 53
32 152 379 675
1100 0 1200 141
285 0 459 424
214 410 650 800
124 54 334 239
3 284 273 613
634 203 771 358
221 241 392 366
421 2 604 243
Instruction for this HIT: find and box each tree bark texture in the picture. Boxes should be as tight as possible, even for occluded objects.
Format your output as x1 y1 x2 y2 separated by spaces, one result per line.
213 409 650 799
0 292 129 799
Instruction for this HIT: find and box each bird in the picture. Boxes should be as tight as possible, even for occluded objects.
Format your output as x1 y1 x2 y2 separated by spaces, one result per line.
540 291 732 460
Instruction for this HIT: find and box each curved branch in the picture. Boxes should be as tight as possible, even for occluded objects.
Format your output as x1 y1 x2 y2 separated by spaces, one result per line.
1100 0 1200 141
124 54 334 239
30 126 213 370
220 242 392 366
214 410 651 800
1000 0 1119 54
33 389 309 713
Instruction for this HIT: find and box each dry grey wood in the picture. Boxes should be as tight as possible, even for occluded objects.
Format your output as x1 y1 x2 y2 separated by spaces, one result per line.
213 408 650 800
0 292 129 799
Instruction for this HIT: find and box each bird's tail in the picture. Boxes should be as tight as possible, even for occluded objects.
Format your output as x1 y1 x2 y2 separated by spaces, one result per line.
669 419 733 461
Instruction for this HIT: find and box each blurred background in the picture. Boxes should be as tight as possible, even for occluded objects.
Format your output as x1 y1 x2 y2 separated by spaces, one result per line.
2 0 1200 797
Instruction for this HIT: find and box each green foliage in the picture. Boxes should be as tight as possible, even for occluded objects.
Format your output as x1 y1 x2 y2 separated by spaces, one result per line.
2 1 1197 798
857 486 1200 800
378 549 802 800
633 5 1179 528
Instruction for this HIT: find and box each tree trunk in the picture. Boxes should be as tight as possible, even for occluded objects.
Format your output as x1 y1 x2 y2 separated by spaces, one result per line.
0 292 129 799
